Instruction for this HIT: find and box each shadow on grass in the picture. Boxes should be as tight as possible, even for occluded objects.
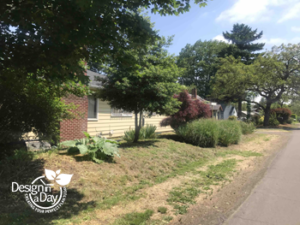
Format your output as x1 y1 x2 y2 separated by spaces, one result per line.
58 148 116 164
72 154 116 164
158 133 183 142
118 140 160 149
0 152 96 225
256 125 300 131
281 127 300 131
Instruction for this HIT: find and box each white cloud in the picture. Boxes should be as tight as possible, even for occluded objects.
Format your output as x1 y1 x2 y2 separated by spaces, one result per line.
213 35 229 43
260 37 300 48
291 27 300 32
216 0 298 23
260 37 286 45
278 3 300 23
212 35 300 48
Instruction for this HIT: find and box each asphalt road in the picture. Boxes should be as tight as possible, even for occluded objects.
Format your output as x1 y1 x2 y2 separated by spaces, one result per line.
225 128 300 225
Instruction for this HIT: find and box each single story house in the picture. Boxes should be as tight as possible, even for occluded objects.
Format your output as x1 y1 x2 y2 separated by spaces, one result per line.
24 70 225 142
5 70 210 143
59 70 225 141
60 70 175 141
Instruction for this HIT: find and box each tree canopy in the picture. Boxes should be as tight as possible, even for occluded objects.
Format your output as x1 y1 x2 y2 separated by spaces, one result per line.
212 43 300 126
217 23 265 118
0 0 209 84
223 23 264 54
177 40 229 98
0 0 211 143
160 90 211 129
98 36 184 142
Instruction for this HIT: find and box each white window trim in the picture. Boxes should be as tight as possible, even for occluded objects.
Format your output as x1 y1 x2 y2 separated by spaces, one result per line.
88 97 99 121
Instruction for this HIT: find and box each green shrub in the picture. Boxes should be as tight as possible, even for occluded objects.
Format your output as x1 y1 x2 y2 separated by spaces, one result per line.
228 116 237 121
141 125 157 139
4 149 34 162
124 125 157 143
269 113 280 126
218 120 242 146
176 119 219 147
251 115 261 125
124 130 141 143
67 147 80 154
291 114 297 120
240 122 256 135
61 132 120 163
271 108 292 124
287 118 293 124
258 116 264 125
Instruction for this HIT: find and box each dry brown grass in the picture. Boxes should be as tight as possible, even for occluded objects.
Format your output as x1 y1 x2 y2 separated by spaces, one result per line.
0 132 282 225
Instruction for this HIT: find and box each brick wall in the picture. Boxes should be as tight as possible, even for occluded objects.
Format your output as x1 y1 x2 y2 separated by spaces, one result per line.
60 95 88 141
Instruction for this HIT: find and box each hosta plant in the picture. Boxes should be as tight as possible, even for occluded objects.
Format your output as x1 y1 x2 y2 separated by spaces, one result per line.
61 132 120 163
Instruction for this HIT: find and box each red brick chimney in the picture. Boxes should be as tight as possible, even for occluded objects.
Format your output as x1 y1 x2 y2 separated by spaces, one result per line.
191 88 197 99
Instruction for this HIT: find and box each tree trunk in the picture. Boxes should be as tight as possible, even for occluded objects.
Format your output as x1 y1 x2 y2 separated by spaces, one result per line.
134 112 139 143
139 111 143 130
133 111 143 143
238 99 242 119
263 103 271 127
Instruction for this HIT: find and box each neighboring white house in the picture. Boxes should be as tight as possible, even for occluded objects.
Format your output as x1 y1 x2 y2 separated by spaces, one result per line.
219 103 237 119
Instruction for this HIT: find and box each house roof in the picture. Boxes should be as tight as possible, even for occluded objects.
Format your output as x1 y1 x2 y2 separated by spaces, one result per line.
210 105 222 111
188 94 222 111
86 74 222 111
220 103 236 113
87 70 106 88
188 94 206 102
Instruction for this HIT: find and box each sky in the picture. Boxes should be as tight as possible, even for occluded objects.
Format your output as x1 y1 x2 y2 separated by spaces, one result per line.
148 0 300 55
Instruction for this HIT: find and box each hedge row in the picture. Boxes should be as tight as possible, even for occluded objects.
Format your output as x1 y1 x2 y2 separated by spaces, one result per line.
176 119 255 147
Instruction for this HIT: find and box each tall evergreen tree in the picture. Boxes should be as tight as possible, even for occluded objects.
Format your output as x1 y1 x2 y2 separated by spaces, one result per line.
223 24 264 54
217 23 265 118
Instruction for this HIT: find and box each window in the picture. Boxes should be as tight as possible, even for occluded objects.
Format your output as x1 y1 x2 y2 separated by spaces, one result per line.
111 108 132 117
88 96 98 120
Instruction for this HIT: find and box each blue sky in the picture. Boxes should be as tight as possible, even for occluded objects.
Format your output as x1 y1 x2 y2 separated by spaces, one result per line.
148 0 300 55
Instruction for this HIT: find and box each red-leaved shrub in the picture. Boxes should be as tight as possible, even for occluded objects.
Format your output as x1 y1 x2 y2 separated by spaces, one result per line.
270 108 292 124
160 90 211 129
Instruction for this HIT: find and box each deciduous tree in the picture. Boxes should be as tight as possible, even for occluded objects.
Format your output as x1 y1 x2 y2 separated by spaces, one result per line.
98 36 184 142
212 43 300 126
177 40 228 98
160 90 211 129
0 0 210 143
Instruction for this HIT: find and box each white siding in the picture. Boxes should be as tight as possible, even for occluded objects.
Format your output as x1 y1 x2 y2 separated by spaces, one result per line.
87 100 173 138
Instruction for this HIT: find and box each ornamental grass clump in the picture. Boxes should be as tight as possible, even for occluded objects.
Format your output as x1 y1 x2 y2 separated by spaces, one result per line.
240 121 256 135
218 120 242 146
176 119 219 147
124 125 157 143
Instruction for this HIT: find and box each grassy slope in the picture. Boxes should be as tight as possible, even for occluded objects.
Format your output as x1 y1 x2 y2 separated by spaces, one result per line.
0 132 276 225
